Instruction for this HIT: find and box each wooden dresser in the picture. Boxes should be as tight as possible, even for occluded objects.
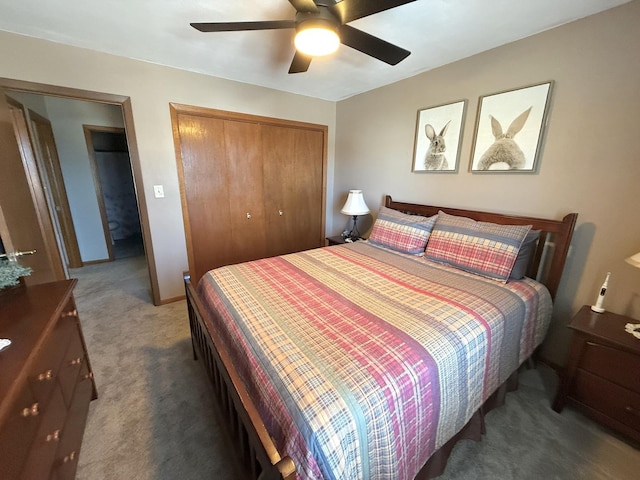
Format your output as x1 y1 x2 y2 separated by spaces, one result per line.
553 305 640 443
0 280 97 480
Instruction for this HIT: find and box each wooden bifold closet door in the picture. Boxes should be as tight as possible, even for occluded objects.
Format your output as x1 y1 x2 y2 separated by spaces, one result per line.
171 104 327 283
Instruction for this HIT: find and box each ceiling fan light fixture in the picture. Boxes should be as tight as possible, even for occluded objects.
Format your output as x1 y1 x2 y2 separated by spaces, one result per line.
294 21 340 57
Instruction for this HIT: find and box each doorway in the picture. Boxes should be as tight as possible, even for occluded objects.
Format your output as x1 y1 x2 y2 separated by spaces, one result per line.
0 78 160 305
84 126 144 261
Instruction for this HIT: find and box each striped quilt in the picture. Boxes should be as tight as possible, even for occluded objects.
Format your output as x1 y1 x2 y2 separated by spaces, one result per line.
197 241 553 480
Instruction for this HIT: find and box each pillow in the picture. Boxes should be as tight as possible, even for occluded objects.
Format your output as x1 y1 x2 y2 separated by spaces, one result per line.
509 229 540 280
425 211 532 282
368 206 437 255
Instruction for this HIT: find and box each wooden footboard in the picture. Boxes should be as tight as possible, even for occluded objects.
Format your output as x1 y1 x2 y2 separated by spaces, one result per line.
185 273 295 480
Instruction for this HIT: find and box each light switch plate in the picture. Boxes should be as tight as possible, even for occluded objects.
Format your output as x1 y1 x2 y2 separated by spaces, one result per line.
153 185 165 198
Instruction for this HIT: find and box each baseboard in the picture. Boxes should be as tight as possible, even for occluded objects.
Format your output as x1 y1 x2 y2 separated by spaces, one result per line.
81 258 110 266
159 294 185 305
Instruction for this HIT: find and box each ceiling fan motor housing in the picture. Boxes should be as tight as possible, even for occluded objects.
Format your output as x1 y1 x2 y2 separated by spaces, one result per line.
294 7 340 34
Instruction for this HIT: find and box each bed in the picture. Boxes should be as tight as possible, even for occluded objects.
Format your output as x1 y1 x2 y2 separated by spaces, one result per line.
184 195 577 480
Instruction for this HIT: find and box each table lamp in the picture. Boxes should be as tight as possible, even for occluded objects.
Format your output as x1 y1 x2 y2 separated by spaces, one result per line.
626 251 640 268
340 190 370 241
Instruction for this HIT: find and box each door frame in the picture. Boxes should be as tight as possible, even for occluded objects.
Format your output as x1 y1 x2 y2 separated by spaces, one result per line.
28 108 83 268
83 125 131 262
0 77 160 305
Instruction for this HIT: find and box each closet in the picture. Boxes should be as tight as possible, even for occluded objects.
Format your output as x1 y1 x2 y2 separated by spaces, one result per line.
171 104 326 283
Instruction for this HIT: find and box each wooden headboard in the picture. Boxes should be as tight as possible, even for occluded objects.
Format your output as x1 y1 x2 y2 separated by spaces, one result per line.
385 195 578 300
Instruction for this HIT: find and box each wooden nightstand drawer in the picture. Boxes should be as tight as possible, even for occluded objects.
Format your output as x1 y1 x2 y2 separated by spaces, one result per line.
580 341 640 394
573 369 640 434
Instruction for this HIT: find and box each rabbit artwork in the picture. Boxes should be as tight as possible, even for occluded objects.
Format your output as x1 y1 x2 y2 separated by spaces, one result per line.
477 107 532 170
424 120 451 170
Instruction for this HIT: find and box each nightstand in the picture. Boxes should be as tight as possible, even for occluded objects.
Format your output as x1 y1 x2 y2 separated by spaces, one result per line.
553 305 640 443
326 236 346 246
326 236 363 246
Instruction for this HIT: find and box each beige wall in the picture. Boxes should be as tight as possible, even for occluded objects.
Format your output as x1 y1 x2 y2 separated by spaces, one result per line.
334 1 640 364
1 3 638 363
0 31 337 302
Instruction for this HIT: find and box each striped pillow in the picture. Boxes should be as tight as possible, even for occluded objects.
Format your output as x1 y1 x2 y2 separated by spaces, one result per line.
368 206 437 255
425 211 531 282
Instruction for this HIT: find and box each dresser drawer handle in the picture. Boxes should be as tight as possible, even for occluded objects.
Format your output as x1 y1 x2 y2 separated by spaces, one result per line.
61 309 78 318
21 402 39 417
37 369 54 381
625 405 640 418
63 451 77 463
46 429 61 442
70 357 83 366
83 372 94 381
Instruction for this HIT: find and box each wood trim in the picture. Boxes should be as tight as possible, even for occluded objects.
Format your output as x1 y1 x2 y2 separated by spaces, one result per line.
82 125 121 262
29 109 83 268
121 98 160 306
7 100 66 282
81 258 111 266
169 103 327 131
0 78 161 305
158 294 186 305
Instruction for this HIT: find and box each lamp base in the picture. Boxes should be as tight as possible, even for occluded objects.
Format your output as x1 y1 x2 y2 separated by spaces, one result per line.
347 215 361 241
591 305 605 313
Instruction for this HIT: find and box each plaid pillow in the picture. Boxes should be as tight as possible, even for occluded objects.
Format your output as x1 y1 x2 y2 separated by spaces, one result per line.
368 206 437 255
425 211 532 282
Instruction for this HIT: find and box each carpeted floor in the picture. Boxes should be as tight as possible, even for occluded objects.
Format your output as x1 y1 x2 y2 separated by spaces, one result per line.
73 256 640 479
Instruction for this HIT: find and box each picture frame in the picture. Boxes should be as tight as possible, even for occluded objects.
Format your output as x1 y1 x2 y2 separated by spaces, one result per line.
469 81 553 173
412 99 466 173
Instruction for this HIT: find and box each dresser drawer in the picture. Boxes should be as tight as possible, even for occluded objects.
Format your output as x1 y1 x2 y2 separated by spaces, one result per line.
28 315 75 404
19 384 67 480
58 327 86 407
579 340 640 394
573 369 640 433
0 385 42 479
52 371 94 480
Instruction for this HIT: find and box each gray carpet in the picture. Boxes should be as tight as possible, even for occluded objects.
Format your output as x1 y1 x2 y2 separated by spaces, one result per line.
73 256 640 479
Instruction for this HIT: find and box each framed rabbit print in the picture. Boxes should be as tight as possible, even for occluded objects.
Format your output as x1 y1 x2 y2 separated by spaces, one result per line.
412 99 466 173
470 81 553 173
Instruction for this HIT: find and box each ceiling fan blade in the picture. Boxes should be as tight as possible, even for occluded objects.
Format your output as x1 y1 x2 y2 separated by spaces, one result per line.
338 24 410 65
331 0 417 24
288 51 313 74
288 0 319 13
191 20 295 32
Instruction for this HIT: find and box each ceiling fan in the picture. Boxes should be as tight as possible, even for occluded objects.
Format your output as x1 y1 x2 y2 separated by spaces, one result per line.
191 0 417 74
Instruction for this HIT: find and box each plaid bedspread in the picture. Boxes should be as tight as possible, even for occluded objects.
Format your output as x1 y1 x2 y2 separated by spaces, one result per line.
198 242 552 480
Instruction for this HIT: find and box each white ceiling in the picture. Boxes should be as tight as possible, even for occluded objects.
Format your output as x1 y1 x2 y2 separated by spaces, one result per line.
0 0 630 101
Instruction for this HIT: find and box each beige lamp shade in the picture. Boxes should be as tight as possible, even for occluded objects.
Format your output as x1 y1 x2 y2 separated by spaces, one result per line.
626 251 640 268
340 190 370 216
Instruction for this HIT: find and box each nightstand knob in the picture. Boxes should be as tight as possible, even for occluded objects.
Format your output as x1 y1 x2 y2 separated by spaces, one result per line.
61 309 78 318
278 209 284 216
70 357 83 366
246 213 251 219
